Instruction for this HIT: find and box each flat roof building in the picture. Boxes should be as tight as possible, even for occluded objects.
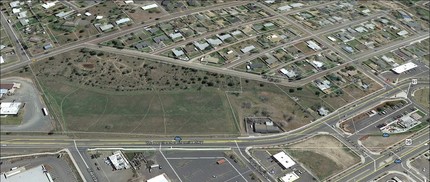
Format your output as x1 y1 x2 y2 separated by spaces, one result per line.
306 40 322 51
0 102 22 115
99 24 114 32
280 68 296 78
273 151 296 169
108 151 130 170
42 2 56 9
142 4 158 10
1 165 53 182
391 62 417 74
280 172 300 182
116 18 131 25
147 173 171 182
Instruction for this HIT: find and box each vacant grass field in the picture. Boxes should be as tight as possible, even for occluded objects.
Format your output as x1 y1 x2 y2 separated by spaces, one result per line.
40 78 237 135
414 88 429 110
286 135 360 180
0 110 24 125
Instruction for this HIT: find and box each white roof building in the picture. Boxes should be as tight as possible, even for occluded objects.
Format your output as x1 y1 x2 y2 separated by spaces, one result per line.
273 151 296 169
280 68 296 78
316 80 331 91
12 8 21 14
311 60 324 68
108 151 130 170
99 24 114 32
391 62 417 74
42 2 57 9
124 0 134 4
364 23 376 30
397 30 409 37
1 165 53 182
169 32 183 39
265 0 275 4
231 30 242 36
0 102 22 115
355 26 368 33
116 18 131 25
290 3 304 8
306 40 322 51
85 12 92 16
17 11 28 19
241 45 256 53
147 173 171 182
318 107 329 116
142 3 158 10
327 36 337 42
362 9 371 14
278 5 292 11
280 172 300 182
264 23 274 27
9 1 21 8
96 15 103 20
0 56 4 64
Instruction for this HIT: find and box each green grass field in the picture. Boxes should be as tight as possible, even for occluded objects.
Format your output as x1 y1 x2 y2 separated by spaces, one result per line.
0 110 24 125
40 79 238 135
414 88 429 110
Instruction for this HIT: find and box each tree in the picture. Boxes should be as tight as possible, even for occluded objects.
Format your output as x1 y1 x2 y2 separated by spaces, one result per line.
289 88 295 93
315 91 320 96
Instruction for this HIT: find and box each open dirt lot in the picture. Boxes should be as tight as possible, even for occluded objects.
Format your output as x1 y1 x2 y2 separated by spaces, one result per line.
286 135 360 180
360 133 413 153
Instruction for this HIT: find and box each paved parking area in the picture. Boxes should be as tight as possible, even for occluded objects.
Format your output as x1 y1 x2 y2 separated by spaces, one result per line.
1 77 52 132
0 154 80 182
251 149 316 181
377 173 413 182
380 60 429 83
352 103 415 136
410 151 430 180
88 151 134 182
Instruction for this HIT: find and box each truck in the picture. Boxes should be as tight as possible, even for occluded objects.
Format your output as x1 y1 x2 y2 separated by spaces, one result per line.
216 159 225 165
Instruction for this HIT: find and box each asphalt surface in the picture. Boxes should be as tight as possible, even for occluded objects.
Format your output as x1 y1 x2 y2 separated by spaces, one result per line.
0 77 53 132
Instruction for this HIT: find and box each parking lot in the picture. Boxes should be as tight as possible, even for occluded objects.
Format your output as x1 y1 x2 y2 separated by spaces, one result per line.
380 60 429 84
1 77 52 132
163 150 252 182
0 154 80 182
251 149 315 181
340 100 410 134
410 151 430 180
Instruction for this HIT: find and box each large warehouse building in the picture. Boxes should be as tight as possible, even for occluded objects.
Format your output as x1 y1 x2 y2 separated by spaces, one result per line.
391 62 418 74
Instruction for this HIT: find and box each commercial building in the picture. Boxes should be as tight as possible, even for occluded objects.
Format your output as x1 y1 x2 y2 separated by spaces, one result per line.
108 151 130 170
0 102 22 115
391 62 417 74
280 172 300 182
1 165 53 182
147 173 171 182
273 151 296 169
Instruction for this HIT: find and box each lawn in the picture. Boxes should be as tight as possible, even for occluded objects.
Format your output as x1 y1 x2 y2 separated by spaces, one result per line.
40 79 237 135
0 110 24 125
413 88 429 110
